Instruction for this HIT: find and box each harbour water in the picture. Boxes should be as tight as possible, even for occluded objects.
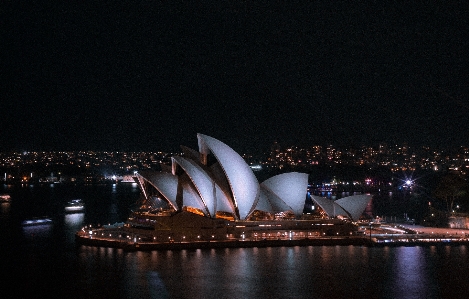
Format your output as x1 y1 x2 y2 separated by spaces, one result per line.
1 183 469 298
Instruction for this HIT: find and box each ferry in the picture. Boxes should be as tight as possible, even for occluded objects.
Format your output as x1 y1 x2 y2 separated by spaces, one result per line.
65 199 85 213
22 217 53 226
0 194 11 202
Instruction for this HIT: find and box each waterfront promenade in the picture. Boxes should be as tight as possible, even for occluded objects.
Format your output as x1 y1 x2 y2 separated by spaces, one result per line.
371 223 469 239
367 223 469 246
75 229 372 251
75 223 469 251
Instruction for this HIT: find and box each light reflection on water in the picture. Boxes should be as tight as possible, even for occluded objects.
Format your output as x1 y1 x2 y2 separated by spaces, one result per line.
72 245 469 299
65 212 85 227
4 184 469 298
0 202 10 214
390 247 434 299
22 223 53 240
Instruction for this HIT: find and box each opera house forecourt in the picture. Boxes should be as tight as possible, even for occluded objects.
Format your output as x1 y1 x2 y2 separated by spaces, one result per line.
76 134 374 250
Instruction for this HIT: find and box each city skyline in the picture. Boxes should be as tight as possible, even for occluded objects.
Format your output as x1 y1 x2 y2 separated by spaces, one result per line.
2 141 468 175
2 2 468 153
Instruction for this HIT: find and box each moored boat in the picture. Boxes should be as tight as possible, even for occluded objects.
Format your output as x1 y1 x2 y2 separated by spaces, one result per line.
65 199 85 213
0 194 11 202
22 217 53 226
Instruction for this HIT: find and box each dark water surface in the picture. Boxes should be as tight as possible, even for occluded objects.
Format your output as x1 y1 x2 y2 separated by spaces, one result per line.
1 184 469 299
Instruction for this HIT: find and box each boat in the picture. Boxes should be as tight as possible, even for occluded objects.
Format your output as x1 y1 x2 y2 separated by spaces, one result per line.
65 199 85 213
22 217 53 226
0 194 11 202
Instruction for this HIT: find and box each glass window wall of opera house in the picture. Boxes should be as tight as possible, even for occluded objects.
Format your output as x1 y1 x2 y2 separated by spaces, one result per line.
78 134 372 244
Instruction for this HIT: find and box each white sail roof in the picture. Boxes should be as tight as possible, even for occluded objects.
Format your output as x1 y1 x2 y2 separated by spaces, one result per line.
179 178 207 214
311 194 371 221
310 195 348 218
136 134 309 220
197 133 260 220
260 172 309 217
172 156 234 217
335 194 372 221
255 186 293 214
145 172 178 210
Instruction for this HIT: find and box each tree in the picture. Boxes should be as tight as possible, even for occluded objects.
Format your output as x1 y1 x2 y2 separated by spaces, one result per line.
433 173 467 214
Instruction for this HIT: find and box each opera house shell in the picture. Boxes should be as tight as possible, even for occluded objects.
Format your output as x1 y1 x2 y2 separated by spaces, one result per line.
134 133 309 221
310 194 372 222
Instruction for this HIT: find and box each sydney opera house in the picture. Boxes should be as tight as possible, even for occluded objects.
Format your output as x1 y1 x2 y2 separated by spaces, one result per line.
102 133 374 243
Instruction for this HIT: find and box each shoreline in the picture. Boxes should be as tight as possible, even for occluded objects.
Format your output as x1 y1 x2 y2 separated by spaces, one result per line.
75 232 469 251
75 233 372 251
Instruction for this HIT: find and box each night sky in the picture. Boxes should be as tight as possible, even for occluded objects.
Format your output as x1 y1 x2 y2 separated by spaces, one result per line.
2 2 468 153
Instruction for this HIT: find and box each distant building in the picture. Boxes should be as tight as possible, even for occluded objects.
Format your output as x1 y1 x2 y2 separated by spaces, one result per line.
448 216 469 229
39 172 59 183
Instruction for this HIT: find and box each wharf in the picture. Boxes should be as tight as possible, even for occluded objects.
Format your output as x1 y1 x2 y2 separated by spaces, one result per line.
75 231 469 251
75 231 372 251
